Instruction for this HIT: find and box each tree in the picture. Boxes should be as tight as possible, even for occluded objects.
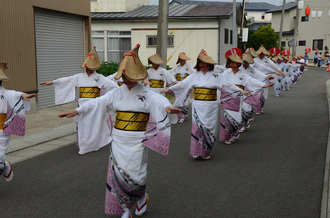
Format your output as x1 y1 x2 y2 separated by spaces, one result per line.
247 24 279 50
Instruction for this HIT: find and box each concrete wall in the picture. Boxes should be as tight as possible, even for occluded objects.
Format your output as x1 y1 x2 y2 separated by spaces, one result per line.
0 0 91 92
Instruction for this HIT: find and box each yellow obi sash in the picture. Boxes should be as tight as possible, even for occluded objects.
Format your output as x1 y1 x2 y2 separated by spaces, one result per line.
119 82 124 86
150 79 165 88
236 85 245 90
115 111 150 131
176 73 189 81
79 87 100 98
0 113 6 130
194 88 217 101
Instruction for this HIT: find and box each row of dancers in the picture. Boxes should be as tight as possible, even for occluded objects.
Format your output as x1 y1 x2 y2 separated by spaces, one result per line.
1 44 306 218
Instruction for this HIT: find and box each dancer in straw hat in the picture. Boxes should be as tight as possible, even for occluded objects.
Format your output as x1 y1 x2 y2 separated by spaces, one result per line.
273 56 285 97
168 52 195 123
219 48 272 144
162 49 249 159
238 51 274 133
252 45 285 114
59 44 181 218
0 62 36 182
40 47 118 155
146 54 177 95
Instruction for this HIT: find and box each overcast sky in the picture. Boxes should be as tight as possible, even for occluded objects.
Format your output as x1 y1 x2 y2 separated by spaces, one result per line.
149 0 289 7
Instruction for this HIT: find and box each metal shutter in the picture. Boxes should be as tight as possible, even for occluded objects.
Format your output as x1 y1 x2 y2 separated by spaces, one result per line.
35 8 85 108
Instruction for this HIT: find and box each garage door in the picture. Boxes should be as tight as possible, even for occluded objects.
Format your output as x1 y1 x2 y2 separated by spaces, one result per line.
35 8 85 108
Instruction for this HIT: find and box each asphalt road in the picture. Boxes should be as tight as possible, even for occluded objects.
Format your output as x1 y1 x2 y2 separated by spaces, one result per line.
1 67 330 218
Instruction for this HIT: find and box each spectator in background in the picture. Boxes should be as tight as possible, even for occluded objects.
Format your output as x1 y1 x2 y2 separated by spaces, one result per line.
324 48 329 59
318 52 323 67
304 53 309 70
314 52 318 67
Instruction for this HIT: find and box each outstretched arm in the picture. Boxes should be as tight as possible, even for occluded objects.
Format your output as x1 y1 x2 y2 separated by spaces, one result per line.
165 106 182 114
58 110 78 118
22 93 37 101
39 81 53 86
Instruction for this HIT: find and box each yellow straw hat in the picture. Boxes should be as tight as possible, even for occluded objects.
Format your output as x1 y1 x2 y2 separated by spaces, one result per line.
256 45 270 55
115 44 148 82
247 48 258 58
148 54 163 65
81 47 101 70
225 48 243 68
196 49 217 65
176 52 191 64
242 52 254 64
0 62 9 81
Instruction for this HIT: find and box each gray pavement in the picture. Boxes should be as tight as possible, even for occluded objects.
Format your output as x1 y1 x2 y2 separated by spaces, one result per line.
4 65 330 217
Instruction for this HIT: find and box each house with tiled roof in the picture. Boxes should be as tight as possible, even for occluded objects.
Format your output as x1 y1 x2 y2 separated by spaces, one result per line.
91 3 243 66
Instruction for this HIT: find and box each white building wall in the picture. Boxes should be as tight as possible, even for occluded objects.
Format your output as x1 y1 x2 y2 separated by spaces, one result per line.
91 0 148 12
246 11 272 23
270 0 330 57
92 20 223 68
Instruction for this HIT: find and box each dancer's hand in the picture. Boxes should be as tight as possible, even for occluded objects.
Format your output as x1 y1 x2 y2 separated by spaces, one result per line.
58 110 78 118
40 81 53 86
22 93 37 101
160 87 170 94
165 106 182 114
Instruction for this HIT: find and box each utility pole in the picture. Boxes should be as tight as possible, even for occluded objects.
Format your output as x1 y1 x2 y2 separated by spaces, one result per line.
292 2 300 56
157 0 169 68
233 0 237 47
278 0 286 49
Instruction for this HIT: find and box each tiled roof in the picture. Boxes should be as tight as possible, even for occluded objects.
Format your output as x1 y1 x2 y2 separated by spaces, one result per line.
266 2 297 13
169 0 277 11
92 4 236 20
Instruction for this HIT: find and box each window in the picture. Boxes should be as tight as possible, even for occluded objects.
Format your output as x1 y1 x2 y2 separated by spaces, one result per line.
281 41 286 47
230 30 233 44
301 16 309 22
299 40 306 46
107 31 131 63
92 31 105 62
224 29 229 44
313 39 323 50
146 35 174 47
261 14 265 20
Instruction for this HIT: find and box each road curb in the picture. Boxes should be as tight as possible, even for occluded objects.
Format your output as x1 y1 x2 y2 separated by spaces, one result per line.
321 79 330 218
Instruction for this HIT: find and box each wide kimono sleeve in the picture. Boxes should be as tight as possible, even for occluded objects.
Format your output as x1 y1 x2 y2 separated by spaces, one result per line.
168 73 194 108
250 66 268 82
163 69 177 85
76 89 116 116
266 58 282 72
142 90 177 156
53 74 80 105
3 90 30 136
219 72 243 112
99 74 119 93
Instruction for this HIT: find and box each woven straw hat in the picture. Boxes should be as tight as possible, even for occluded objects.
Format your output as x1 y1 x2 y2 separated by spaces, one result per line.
242 52 254 64
273 56 283 62
148 54 163 65
176 52 191 64
225 48 243 68
196 49 217 65
0 62 9 81
256 45 270 55
115 44 148 82
81 47 101 70
247 48 258 58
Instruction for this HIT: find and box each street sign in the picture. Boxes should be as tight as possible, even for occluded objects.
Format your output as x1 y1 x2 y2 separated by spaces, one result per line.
288 39 294 47
242 28 249 42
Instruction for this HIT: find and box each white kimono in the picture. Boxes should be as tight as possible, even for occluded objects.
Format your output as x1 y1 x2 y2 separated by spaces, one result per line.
147 67 176 95
0 85 29 164
169 63 195 119
253 57 281 103
220 69 264 141
169 70 242 157
53 72 118 154
75 83 176 215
